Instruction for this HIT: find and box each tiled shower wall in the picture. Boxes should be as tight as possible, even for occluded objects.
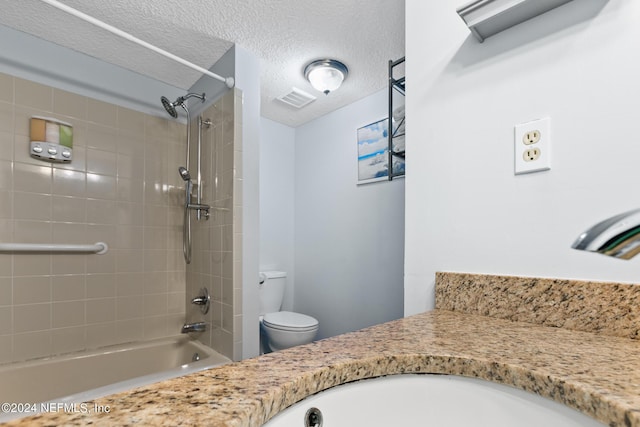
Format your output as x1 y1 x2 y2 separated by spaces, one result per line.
185 89 243 361
0 72 188 364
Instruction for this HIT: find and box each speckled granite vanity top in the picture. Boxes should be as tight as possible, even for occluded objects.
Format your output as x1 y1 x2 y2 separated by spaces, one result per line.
7 273 640 427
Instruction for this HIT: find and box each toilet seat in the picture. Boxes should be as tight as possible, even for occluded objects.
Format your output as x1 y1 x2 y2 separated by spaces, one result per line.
263 311 318 332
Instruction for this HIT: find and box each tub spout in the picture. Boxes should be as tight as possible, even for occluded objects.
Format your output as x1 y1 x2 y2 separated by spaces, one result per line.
181 321 207 333
572 208 640 260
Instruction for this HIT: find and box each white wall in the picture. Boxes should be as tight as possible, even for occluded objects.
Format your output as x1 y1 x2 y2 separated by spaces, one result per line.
235 46 262 359
259 118 296 311
294 89 405 340
405 0 640 314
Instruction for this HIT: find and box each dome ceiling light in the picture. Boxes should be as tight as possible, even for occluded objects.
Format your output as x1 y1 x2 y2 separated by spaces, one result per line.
304 59 349 95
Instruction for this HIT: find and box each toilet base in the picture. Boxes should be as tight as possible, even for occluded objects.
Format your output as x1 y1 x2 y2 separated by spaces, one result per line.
260 320 318 353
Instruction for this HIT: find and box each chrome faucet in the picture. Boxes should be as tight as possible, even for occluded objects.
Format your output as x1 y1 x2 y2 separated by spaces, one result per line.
181 321 207 334
572 208 640 260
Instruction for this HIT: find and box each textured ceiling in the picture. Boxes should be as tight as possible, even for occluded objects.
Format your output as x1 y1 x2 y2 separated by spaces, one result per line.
0 0 405 127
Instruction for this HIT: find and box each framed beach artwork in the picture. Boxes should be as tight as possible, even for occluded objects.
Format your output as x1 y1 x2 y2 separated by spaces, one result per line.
357 118 405 184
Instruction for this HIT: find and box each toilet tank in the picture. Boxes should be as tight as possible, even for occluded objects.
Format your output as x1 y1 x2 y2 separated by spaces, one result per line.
259 271 286 315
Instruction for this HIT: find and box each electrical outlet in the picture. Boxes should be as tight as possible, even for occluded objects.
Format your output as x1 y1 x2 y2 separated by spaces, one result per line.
514 118 550 175
523 148 541 161
522 130 540 145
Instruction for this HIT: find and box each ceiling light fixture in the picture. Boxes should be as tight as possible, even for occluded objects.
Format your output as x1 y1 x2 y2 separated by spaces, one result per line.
304 59 349 95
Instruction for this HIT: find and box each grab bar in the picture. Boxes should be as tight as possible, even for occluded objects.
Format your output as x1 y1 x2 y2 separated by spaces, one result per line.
0 242 108 254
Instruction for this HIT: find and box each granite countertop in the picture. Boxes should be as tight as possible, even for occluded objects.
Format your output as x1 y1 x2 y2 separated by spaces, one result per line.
7 273 640 427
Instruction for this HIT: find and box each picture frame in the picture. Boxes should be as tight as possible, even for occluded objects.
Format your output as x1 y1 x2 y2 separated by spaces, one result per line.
357 118 405 184
357 118 389 184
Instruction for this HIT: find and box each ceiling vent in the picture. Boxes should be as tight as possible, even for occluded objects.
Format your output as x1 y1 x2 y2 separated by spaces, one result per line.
276 87 316 109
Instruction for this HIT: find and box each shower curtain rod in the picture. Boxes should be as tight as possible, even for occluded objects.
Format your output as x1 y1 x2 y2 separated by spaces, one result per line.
39 0 235 89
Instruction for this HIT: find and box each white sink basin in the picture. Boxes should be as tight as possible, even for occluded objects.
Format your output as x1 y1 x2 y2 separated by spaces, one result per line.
263 374 605 427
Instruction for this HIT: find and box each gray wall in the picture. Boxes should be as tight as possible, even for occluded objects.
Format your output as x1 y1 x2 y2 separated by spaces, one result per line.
259 118 296 311
293 89 405 340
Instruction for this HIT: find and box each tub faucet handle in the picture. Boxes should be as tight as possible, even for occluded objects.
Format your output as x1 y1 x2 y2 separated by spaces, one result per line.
191 296 207 305
191 287 210 314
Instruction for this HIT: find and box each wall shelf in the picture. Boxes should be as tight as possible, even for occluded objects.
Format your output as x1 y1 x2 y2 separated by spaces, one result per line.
388 57 406 180
457 0 574 42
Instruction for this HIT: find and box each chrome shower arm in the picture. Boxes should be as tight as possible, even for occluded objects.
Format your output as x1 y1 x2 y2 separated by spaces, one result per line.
178 93 205 104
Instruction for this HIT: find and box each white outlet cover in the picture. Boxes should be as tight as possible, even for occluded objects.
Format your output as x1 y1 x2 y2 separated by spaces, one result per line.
514 117 551 175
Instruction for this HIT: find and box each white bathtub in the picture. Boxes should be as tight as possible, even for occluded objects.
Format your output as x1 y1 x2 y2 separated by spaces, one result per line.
0 336 230 422
263 374 606 427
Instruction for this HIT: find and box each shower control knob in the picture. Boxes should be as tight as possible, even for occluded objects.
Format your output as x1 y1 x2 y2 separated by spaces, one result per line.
190 287 210 314
192 296 207 305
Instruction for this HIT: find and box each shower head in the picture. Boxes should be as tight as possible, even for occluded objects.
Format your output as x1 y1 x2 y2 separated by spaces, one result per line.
161 96 178 119
160 93 206 119
178 167 191 181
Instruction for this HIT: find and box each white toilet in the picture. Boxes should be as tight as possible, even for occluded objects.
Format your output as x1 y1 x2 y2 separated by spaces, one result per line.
259 271 319 353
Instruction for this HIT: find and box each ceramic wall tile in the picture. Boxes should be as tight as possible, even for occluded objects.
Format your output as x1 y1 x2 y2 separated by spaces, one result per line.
0 72 240 364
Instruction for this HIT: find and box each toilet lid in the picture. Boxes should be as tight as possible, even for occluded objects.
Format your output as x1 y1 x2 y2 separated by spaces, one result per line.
263 311 318 332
